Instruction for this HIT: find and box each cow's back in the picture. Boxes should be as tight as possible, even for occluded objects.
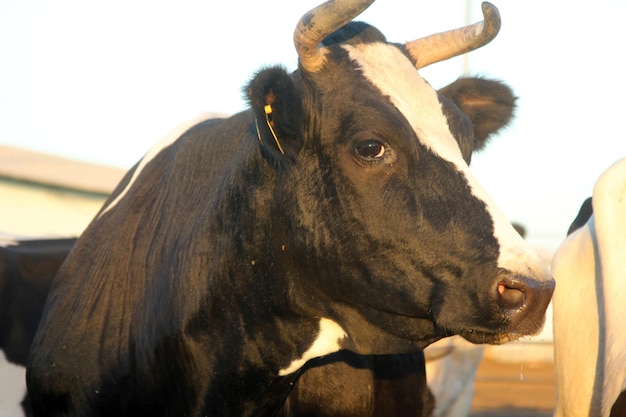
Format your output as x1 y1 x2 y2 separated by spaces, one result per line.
27 113 261 416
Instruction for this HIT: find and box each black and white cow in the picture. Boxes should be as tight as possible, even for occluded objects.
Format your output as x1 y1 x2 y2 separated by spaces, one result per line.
552 158 626 417
27 1 554 416
0 237 76 417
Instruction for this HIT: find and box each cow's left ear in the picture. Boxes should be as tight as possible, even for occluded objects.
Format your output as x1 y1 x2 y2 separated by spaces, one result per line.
246 66 303 161
438 77 516 150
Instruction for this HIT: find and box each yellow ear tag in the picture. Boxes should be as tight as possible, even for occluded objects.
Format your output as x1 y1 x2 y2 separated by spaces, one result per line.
264 104 285 155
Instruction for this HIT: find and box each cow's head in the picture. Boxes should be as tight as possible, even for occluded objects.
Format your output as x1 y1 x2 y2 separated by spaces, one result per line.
247 0 554 353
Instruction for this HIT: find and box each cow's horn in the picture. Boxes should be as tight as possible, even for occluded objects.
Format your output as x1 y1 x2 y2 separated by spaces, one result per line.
294 0 376 73
405 2 501 69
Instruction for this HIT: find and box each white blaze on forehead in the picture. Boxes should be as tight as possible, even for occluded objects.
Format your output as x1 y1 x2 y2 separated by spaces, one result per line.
98 113 219 218
278 318 346 376
344 42 550 280
343 43 465 164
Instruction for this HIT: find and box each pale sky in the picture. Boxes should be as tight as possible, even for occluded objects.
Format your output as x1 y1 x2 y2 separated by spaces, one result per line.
1 0 625 251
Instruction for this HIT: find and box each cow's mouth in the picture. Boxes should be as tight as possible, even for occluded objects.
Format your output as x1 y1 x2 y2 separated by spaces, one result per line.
456 328 518 345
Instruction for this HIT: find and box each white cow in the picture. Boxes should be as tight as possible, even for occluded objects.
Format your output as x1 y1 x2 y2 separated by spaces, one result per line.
425 336 485 417
552 157 626 417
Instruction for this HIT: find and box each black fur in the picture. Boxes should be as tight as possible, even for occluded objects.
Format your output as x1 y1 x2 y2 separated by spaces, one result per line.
0 238 75 365
0 238 76 417
567 197 593 236
438 76 517 149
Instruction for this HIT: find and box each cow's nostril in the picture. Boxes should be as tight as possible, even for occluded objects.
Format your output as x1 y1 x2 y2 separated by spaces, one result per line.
497 282 526 310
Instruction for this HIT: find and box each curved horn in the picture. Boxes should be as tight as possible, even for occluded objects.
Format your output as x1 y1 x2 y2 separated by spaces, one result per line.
405 2 501 69
294 0 376 73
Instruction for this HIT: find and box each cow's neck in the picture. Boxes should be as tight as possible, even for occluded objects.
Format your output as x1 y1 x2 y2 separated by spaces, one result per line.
196 283 345 416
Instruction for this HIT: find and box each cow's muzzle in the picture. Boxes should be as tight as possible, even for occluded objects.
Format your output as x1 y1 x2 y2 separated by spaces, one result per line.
495 272 555 337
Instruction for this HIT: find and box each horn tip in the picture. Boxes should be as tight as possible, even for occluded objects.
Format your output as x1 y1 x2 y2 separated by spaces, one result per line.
481 2 502 35
481 2 499 13
481 2 501 21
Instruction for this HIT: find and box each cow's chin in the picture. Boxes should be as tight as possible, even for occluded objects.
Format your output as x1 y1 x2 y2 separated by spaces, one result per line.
457 330 516 345
454 315 548 346
336 301 546 354
334 304 450 355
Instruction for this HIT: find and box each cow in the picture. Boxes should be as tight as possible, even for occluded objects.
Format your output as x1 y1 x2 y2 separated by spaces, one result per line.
0 237 76 417
26 1 555 416
552 158 626 417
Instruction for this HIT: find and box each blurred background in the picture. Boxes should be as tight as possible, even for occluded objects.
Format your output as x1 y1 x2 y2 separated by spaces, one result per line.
2 0 625 247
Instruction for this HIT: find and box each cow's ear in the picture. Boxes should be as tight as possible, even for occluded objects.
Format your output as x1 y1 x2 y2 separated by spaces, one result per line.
246 66 303 161
438 77 516 151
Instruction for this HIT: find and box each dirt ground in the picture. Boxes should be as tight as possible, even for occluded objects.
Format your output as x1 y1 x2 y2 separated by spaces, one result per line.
470 358 555 417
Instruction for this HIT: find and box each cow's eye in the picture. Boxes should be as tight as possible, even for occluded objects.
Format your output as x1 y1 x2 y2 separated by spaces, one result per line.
355 140 386 159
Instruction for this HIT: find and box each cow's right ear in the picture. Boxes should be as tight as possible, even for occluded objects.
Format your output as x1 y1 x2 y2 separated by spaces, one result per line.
246 66 304 161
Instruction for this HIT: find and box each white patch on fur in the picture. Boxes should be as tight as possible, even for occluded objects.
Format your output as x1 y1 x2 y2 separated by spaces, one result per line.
98 113 218 218
278 318 346 376
344 42 550 281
